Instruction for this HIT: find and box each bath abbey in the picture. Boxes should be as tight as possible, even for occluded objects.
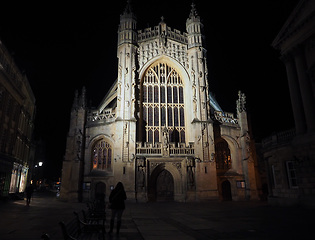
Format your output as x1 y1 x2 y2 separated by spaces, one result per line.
60 2 260 202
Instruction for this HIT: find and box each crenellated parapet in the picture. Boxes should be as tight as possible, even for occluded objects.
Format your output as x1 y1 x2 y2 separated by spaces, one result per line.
214 111 239 125
138 26 188 44
137 23 188 69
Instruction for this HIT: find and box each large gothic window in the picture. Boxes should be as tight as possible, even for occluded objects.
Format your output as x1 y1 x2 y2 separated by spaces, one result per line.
91 139 112 170
142 62 185 143
215 139 231 169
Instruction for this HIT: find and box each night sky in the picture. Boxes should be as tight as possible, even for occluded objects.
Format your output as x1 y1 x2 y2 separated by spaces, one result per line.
0 0 299 180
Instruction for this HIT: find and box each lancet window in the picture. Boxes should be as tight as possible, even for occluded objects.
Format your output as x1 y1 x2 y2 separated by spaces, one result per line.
142 62 185 143
215 139 231 169
91 139 112 170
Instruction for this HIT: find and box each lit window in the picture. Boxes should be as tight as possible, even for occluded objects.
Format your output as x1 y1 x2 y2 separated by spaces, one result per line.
91 140 112 171
215 139 232 169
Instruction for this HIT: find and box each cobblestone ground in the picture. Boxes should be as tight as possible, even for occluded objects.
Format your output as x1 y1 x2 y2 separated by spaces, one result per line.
0 191 314 240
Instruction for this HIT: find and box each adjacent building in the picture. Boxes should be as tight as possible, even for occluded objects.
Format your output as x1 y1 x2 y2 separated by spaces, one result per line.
60 2 261 202
0 39 36 199
264 0 315 207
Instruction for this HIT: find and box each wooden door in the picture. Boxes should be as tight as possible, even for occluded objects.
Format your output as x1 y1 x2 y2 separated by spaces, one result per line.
156 170 174 201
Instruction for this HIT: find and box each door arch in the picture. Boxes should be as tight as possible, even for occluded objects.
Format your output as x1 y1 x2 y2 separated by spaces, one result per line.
156 169 174 201
148 165 175 202
94 182 106 210
95 182 106 199
222 180 232 201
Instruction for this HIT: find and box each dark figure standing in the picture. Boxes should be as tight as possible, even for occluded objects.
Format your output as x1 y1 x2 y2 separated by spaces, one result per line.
109 182 127 235
25 183 34 206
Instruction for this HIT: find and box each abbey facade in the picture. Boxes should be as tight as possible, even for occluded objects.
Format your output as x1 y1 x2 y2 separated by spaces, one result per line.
60 2 260 202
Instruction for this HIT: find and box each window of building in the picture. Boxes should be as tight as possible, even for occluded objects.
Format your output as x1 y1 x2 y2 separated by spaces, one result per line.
286 161 298 188
141 62 185 143
236 180 246 188
271 164 276 187
215 139 231 169
91 139 112 171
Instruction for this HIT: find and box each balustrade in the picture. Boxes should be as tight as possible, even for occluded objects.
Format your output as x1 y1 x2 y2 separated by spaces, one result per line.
136 142 194 156
87 109 115 122
262 128 296 149
214 111 238 125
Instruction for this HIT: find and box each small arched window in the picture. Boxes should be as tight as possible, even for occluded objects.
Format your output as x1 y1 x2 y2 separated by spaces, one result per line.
215 139 231 169
91 139 112 170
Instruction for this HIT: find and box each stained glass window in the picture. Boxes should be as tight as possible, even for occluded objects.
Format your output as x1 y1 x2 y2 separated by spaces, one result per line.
92 139 112 170
142 62 185 143
215 139 232 169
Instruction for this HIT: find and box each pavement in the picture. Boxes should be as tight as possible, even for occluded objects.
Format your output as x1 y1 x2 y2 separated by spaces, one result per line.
0 190 314 240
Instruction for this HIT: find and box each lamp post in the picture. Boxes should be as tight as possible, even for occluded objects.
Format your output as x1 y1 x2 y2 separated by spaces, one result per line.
34 161 44 190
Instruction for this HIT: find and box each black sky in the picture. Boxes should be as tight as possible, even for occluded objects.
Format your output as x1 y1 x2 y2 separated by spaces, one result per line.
0 0 299 180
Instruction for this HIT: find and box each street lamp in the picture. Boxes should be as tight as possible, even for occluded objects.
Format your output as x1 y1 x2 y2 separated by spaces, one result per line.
33 161 44 189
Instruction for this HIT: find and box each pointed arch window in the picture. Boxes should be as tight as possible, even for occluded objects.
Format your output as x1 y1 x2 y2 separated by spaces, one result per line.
141 62 185 143
215 139 231 169
92 139 112 171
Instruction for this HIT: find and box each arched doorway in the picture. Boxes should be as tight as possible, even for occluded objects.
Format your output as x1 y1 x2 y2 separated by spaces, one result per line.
222 180 232 201
94 182 106 210
95 182 106 199
156 169 174 201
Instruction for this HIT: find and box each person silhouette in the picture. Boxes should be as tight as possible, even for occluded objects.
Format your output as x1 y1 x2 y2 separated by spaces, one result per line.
25 183 34 206
108 182 127 235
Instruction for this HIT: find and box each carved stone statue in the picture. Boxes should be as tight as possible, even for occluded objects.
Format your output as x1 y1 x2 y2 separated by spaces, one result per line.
162 126 169 157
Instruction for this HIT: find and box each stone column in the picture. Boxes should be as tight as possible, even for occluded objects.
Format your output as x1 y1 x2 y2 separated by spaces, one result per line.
282 54 306 134
294 47 315 133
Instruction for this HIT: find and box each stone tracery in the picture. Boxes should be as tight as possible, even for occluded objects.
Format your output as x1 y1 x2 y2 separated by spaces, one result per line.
141 62 185 144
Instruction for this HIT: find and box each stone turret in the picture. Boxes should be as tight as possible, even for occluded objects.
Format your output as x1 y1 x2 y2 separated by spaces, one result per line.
117 0 137 46
115 0 138 195
237 91 259 200
117 0 137 120
60 87 87 202
185 2 217 200
186 2 204 49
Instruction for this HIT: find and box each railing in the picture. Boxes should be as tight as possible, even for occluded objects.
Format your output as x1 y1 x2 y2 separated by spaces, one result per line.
214 111 238 125
262 128 296 149
87 108 115 122
136 142 194 156
169 143 195 155
136 142 162 155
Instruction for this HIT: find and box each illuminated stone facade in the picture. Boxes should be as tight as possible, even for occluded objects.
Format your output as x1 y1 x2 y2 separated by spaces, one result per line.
0 39 36 198
60 2 260 202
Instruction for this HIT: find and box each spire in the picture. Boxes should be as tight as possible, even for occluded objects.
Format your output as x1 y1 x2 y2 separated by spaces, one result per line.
120 0 136 21
186 1 204 48
187 1 201 26
78 86 86 108
118 0 137 46
72 90 79 110
237 91 246 113
189 1 199 18
123 0 133 14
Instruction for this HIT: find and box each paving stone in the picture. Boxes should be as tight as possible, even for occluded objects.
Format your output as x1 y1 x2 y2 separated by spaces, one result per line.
0 191 314 240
